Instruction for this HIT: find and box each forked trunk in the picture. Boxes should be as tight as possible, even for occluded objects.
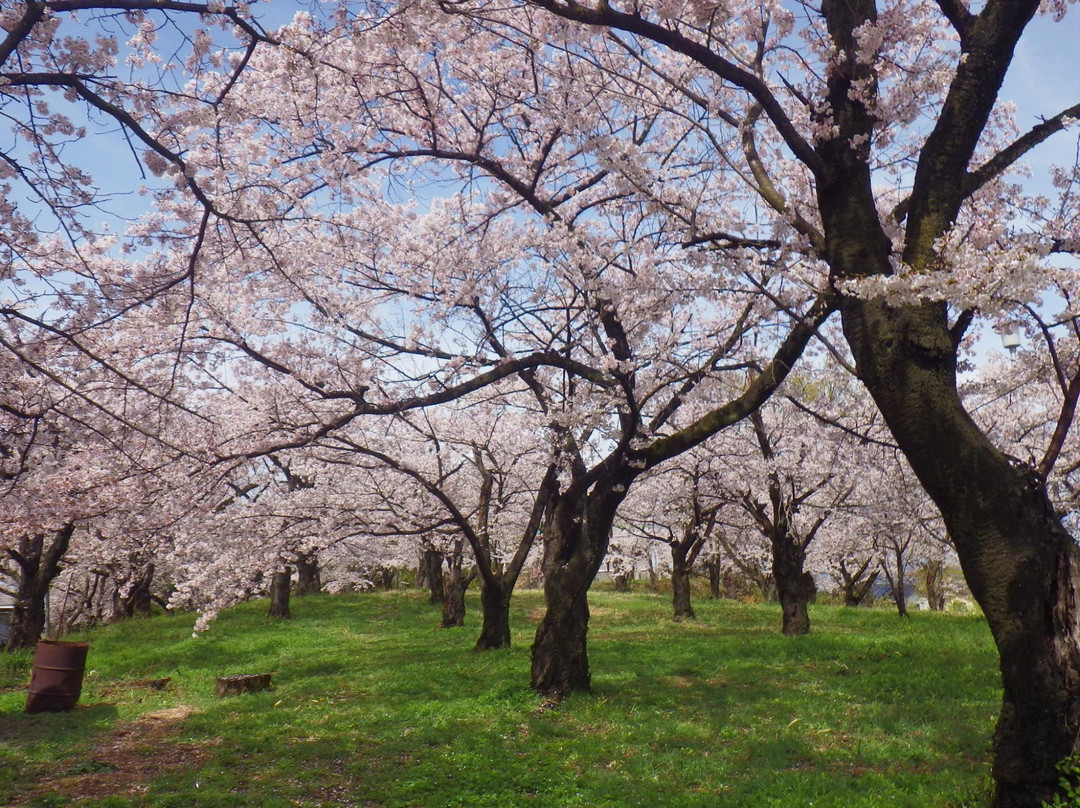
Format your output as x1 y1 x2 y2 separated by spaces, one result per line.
670 545 695 621
844 297 1080 807
268 567 292 619
4 524 75 650
838 558 878 607
475 578 512 650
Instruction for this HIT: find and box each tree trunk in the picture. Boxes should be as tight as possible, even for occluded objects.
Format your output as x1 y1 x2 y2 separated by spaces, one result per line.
838 557 878 607
705 559 722 599
670 544 695 621
440 567 471 629
843 296 1080 807
924 559 946 611
723 569 740 599
423 548 445 605
268 566 292 619
294 552 321 596
773 533 814 636
758 574 778 602
475 578 512 650
440 537 473 629
119 562 155 618
531 561 592 696
530 481 628 697
4 524 75 650
881 549 909 618
646 554 659 592
7 578 49 650
376 567 396 590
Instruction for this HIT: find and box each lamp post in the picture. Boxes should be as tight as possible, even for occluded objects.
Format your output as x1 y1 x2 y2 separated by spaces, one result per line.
1001 325 1021 354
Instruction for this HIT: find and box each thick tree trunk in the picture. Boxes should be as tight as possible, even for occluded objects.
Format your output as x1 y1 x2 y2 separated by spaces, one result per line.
268 567 292 619
530 482 628 697
475 578 512 650
843 297 1080 807
7 579 49 650
440 555 472 629
531 562 592 695
376 567 396 590
423 548 445 605
4 524 75 650
440 575 470 628
772 533 814 636
294 552 321 596
670 545 695 621
757 575 778 602
441 586 466 627
723 569 740 599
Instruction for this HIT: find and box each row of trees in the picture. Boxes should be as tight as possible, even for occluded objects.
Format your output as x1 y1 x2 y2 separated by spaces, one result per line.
3 2 1080 804
3 373 953 638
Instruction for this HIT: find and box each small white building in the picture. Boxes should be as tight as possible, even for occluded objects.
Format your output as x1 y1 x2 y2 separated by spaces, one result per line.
0 589 15 645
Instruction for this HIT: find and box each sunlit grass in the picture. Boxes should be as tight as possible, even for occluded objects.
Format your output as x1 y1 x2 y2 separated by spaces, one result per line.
1 590 999 807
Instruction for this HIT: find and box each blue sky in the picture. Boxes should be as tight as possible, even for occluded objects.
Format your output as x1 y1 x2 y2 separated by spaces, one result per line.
1002 10 1080 183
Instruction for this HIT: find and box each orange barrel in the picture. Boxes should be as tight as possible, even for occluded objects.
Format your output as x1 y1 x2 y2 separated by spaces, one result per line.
25 640 90 713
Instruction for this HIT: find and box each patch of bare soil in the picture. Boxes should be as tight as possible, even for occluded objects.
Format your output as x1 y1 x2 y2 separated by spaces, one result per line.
14 704 215 804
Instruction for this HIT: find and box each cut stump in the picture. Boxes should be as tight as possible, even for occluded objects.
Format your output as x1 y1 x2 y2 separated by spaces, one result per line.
214 673 272 697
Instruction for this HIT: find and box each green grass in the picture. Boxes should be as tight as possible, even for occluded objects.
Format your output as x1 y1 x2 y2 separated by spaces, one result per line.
0 591 1000 807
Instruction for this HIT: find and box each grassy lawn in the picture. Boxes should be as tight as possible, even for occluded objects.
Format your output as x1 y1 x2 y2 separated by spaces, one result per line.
0 591 1000 807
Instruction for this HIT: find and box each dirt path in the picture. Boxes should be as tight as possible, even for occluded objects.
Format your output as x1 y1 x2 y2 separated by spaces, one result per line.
14 704 213 805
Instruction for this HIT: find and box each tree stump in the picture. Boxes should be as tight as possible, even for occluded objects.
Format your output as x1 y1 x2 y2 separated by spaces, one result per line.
214 673 272 697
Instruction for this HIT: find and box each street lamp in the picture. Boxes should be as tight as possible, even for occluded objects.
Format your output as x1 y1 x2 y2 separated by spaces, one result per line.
1001 325 1021 354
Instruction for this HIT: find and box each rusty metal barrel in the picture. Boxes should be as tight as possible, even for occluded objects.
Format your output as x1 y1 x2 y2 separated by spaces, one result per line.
25 640 90 713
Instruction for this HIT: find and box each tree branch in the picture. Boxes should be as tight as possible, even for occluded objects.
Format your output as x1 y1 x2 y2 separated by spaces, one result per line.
964 102 1080 198
641 290 837 466
515 0 828 178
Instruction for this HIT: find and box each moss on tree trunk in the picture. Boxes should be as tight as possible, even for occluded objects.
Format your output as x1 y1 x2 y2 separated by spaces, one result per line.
843 297 1080 807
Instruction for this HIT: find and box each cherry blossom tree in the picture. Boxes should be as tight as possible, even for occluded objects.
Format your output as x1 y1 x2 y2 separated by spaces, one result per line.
864 457 948 616
619 450 724 620
314 396 557 647
7 1 1080 802
0 349 196 647
681 381 872 634
144 7 833 698
0 0 288 639
396 2 1080 800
